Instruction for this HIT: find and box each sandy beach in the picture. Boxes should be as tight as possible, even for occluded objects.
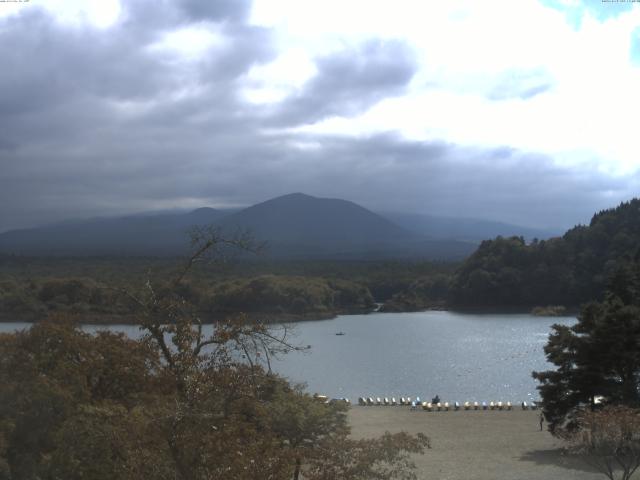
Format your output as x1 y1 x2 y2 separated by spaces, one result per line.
348 406 608 480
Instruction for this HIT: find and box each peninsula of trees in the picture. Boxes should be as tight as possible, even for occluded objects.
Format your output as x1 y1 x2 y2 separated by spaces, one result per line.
449 199 640 309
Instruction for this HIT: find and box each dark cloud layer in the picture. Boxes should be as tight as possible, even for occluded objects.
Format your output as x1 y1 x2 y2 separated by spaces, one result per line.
179 0 253 22
0 0 636 233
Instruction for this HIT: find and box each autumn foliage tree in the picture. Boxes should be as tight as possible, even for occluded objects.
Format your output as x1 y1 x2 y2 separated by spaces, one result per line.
561 406 640 480
0 228 429 480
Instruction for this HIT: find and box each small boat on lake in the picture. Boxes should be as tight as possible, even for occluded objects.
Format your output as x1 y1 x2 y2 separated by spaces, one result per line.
335 332 346 336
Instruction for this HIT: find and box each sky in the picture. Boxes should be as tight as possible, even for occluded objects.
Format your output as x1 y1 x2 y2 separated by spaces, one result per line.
0 0 639 233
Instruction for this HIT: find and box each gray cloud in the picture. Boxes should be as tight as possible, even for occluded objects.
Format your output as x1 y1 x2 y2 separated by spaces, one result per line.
178 0 253 22
0 2 634 234
250 134 633 231
269 40 417 126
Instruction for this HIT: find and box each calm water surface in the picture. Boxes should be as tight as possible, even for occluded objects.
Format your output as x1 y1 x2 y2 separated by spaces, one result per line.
1 311 574 403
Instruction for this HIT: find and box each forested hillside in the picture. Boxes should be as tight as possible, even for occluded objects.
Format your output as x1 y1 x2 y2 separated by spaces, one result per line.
450 199 640 308
0 256 457 320
0 274 376 323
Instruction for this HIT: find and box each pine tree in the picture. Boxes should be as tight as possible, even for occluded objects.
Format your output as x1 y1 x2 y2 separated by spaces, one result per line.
533 259 640 432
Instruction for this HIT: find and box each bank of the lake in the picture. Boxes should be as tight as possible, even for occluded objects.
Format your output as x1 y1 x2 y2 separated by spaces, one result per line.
0 309 356 325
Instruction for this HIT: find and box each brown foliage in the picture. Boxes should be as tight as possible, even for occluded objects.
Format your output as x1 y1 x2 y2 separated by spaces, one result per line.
0 230 430 480
561 406 640 480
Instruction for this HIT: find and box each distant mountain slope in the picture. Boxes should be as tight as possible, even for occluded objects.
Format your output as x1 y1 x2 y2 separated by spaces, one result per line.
0 208 228 256
382 212 558 242
450 198 640 308
217 193 476 259
218 193 414 246
0 193 478 259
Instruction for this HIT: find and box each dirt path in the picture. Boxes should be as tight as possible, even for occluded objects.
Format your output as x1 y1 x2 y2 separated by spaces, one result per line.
348 407 609 480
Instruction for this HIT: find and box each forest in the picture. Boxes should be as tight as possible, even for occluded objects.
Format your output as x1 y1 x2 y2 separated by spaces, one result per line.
0 256 456 322
449 199 640 309
2 199 640 322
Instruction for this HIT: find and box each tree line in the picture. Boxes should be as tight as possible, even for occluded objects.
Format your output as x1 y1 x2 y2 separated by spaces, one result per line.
450 199 640 309
0 256 457 321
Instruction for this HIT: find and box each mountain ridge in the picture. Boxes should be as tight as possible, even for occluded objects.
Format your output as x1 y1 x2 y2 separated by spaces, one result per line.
0 193 554 260
384 212 558 242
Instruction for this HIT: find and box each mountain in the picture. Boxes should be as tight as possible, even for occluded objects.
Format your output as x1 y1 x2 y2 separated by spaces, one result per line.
215 193 476 259
0 208 229 256
218 193 412 247
0 193 477 259
382 212 558 242
449 198 640 308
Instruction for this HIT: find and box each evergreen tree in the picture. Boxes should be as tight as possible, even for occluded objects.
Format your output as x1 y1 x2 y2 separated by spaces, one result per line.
533 260 640 432
451 199 640 308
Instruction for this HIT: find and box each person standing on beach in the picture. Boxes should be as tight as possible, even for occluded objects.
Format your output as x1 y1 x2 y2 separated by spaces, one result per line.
539 412 544 431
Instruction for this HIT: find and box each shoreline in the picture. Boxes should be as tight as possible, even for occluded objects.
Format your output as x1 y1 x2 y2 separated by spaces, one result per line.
0 306 577 325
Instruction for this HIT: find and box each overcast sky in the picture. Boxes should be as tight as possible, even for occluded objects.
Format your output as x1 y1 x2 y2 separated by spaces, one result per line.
1 0 639 232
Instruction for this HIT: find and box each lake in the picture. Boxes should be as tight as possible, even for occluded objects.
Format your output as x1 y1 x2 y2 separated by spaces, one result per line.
0 311 574 404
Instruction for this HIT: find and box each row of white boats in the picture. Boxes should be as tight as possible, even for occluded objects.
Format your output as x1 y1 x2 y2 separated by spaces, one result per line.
356 397 539 411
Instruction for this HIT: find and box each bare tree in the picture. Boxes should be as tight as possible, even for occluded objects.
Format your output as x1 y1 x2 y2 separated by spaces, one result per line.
561 406 640 480
123 227 303 382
